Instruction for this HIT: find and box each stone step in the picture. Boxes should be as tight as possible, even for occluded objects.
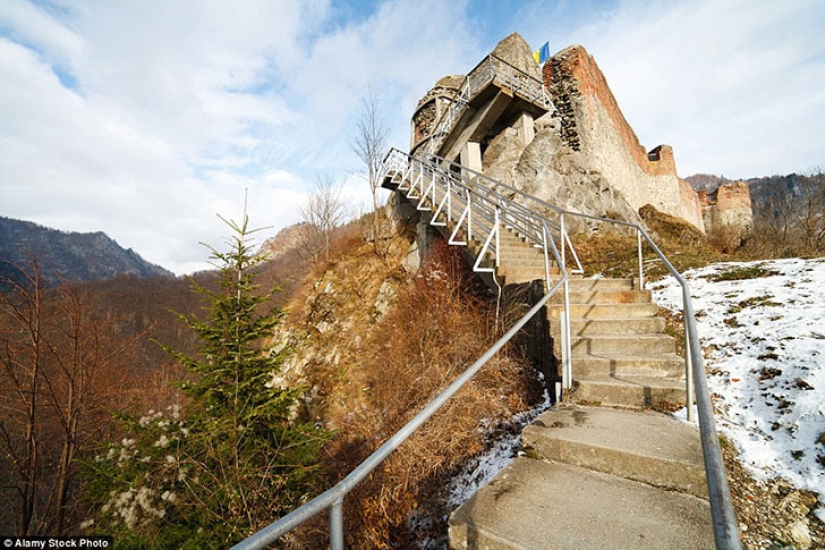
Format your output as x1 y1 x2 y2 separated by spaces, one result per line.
522 405 707 498
562 316 666 336
562 277 635 291
568 353 685 378
570 376 687 409
548 288 652 305
497 252 548 264
570 334 675 356
498 268 553 281
548 302 659 319
449 458 713 550
498 243 537 254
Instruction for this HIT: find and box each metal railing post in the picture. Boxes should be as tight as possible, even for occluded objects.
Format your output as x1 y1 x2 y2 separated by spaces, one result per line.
560 213 566 271
447 177 453 223
330 498 344 550
542 223 551 292
684 288 696 423
637 228 645 290
494 207 501 267
563 278 572 390
467 191 473 242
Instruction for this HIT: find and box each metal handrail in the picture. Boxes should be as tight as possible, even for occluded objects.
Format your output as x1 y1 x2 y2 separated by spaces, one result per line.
238 149 739 549
232 238 570 550
383 147 740 548
383 148 575 387
417 150 585 276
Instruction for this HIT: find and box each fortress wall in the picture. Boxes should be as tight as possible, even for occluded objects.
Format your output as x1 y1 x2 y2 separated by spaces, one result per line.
702 181 753 233
545 45 705 232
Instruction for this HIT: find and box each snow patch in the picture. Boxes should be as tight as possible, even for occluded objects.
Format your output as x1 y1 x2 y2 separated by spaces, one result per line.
651 258 825 521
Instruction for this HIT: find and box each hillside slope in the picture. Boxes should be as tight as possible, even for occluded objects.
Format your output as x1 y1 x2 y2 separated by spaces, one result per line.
653 258 825 547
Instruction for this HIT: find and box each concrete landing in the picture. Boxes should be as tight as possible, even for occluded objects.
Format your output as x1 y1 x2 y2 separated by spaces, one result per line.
449 458 714 550
523 405 707 497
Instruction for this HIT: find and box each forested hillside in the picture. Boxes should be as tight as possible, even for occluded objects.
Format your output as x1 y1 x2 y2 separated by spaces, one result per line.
0 217 173 289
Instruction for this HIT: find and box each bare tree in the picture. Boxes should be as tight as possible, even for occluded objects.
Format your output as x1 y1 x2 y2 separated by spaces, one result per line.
749 170 825 257
296 175 348 264
798 169 825 253
0 260 45 535
353 83 389 255
0 261 138 535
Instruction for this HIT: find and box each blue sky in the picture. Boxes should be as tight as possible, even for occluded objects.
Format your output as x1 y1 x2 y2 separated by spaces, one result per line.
1 0 823 274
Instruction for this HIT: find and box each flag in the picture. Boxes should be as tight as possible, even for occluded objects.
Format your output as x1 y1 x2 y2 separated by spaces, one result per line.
534 41 550 65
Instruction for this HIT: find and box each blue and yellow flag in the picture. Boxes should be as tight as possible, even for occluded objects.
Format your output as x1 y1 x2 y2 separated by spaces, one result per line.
533 41 551 65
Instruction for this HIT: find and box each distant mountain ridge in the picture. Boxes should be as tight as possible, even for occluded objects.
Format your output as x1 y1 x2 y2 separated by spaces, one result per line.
0 216 173 287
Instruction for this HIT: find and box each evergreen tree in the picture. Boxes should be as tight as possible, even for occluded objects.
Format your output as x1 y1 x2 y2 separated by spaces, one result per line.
82 216 328 548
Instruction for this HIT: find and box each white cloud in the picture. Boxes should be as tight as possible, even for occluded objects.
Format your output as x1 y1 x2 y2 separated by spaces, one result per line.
0 1 332 274
1 0 823 275
0 0 86 73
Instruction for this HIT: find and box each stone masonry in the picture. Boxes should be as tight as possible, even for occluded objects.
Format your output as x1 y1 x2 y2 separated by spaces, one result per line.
699 180 753 236
543 45 705 231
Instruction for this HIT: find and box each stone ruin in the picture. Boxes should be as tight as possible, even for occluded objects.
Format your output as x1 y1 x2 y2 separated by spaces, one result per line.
404 32 753 238
698 181 753 240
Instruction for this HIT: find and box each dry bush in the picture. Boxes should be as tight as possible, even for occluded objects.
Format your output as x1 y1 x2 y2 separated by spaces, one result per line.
707 223 747 255
314 239 542 548
569 205 730 281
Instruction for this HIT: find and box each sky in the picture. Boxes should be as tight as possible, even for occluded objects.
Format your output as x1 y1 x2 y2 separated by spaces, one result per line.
2 0 823 274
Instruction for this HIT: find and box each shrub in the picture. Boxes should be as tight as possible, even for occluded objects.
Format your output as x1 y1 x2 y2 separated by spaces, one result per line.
316 239 542 548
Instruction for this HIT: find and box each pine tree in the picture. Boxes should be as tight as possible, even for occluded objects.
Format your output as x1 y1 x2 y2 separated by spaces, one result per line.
82 216 329 549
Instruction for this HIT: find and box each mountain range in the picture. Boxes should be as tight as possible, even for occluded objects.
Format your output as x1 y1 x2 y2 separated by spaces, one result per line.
0 216 173 288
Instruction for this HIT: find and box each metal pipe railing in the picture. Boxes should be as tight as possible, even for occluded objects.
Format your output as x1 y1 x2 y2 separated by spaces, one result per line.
636 233 740 549
384 147 739 548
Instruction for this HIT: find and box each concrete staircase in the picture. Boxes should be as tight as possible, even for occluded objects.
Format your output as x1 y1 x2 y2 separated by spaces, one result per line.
448 228 716 549
549 277 687 410
449 406 714 549
495 227 688 410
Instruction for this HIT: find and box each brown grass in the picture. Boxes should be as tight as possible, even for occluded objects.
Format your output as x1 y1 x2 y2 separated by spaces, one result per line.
569 205 741 281
285 237 542 548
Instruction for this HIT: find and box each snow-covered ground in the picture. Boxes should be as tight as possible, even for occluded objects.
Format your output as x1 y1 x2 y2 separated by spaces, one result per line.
651 257 825 522
440 256 824 538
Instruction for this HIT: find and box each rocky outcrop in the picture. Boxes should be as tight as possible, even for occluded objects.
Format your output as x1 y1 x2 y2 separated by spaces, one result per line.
490 32 542 81
488 113 640 231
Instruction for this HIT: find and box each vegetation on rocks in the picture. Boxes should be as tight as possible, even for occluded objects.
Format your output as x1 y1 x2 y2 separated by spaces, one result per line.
274 236 543 548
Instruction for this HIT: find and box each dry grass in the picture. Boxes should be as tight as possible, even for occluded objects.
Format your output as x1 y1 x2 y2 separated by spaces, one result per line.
285 238 542 548
569 205 738 281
